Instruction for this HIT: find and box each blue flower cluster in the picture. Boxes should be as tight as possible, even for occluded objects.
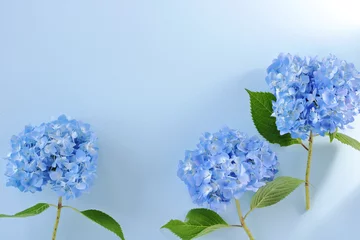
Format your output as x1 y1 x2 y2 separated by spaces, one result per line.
5 115 98 199
177 127 278 211
266 54 360 140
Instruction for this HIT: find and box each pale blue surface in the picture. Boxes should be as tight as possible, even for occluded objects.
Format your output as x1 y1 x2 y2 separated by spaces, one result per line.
0 1 360 239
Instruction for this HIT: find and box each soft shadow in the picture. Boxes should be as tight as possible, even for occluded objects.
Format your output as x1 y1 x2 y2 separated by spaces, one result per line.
280 142 339 214
309 142 339 207
303 186 360 239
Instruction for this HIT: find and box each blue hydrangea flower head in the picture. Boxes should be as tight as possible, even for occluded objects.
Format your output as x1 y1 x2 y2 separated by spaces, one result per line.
177 127 279 211
266 53 360 139
5 115 98 199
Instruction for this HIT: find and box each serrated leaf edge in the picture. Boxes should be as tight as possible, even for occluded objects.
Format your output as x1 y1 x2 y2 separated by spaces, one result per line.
0 203 50 218
334 132 360 151
161 220 230 240
161 208 231 240
80 209 125 240
250 177 304 209
245 89 301 146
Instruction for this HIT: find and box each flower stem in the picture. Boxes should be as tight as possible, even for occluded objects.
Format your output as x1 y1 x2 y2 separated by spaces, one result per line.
305 132 313 211
52 197 63 240
301 142 309 151
235 199 255 240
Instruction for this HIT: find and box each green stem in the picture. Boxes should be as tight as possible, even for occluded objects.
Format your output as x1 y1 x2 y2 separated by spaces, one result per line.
301 142 309 151
243 210 252 220
235 199 255 240
305 132 313 211
62 205 81 213
52 197 63 240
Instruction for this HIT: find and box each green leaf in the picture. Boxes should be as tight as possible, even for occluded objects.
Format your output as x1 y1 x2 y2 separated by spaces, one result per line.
329 128 338 142
246 89 301 146
185 208 227 226
250 176 304 209
0 203 50 218
161 208 231 240
64 207 125 240
334 132 360 151
79 210 125 240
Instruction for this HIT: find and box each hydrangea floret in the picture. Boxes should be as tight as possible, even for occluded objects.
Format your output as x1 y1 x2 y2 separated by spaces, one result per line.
178 127 279 212
266 53 360 140
5 114 98 199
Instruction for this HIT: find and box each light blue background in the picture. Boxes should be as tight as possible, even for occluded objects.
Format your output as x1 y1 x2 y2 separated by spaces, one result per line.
1 1 360 239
